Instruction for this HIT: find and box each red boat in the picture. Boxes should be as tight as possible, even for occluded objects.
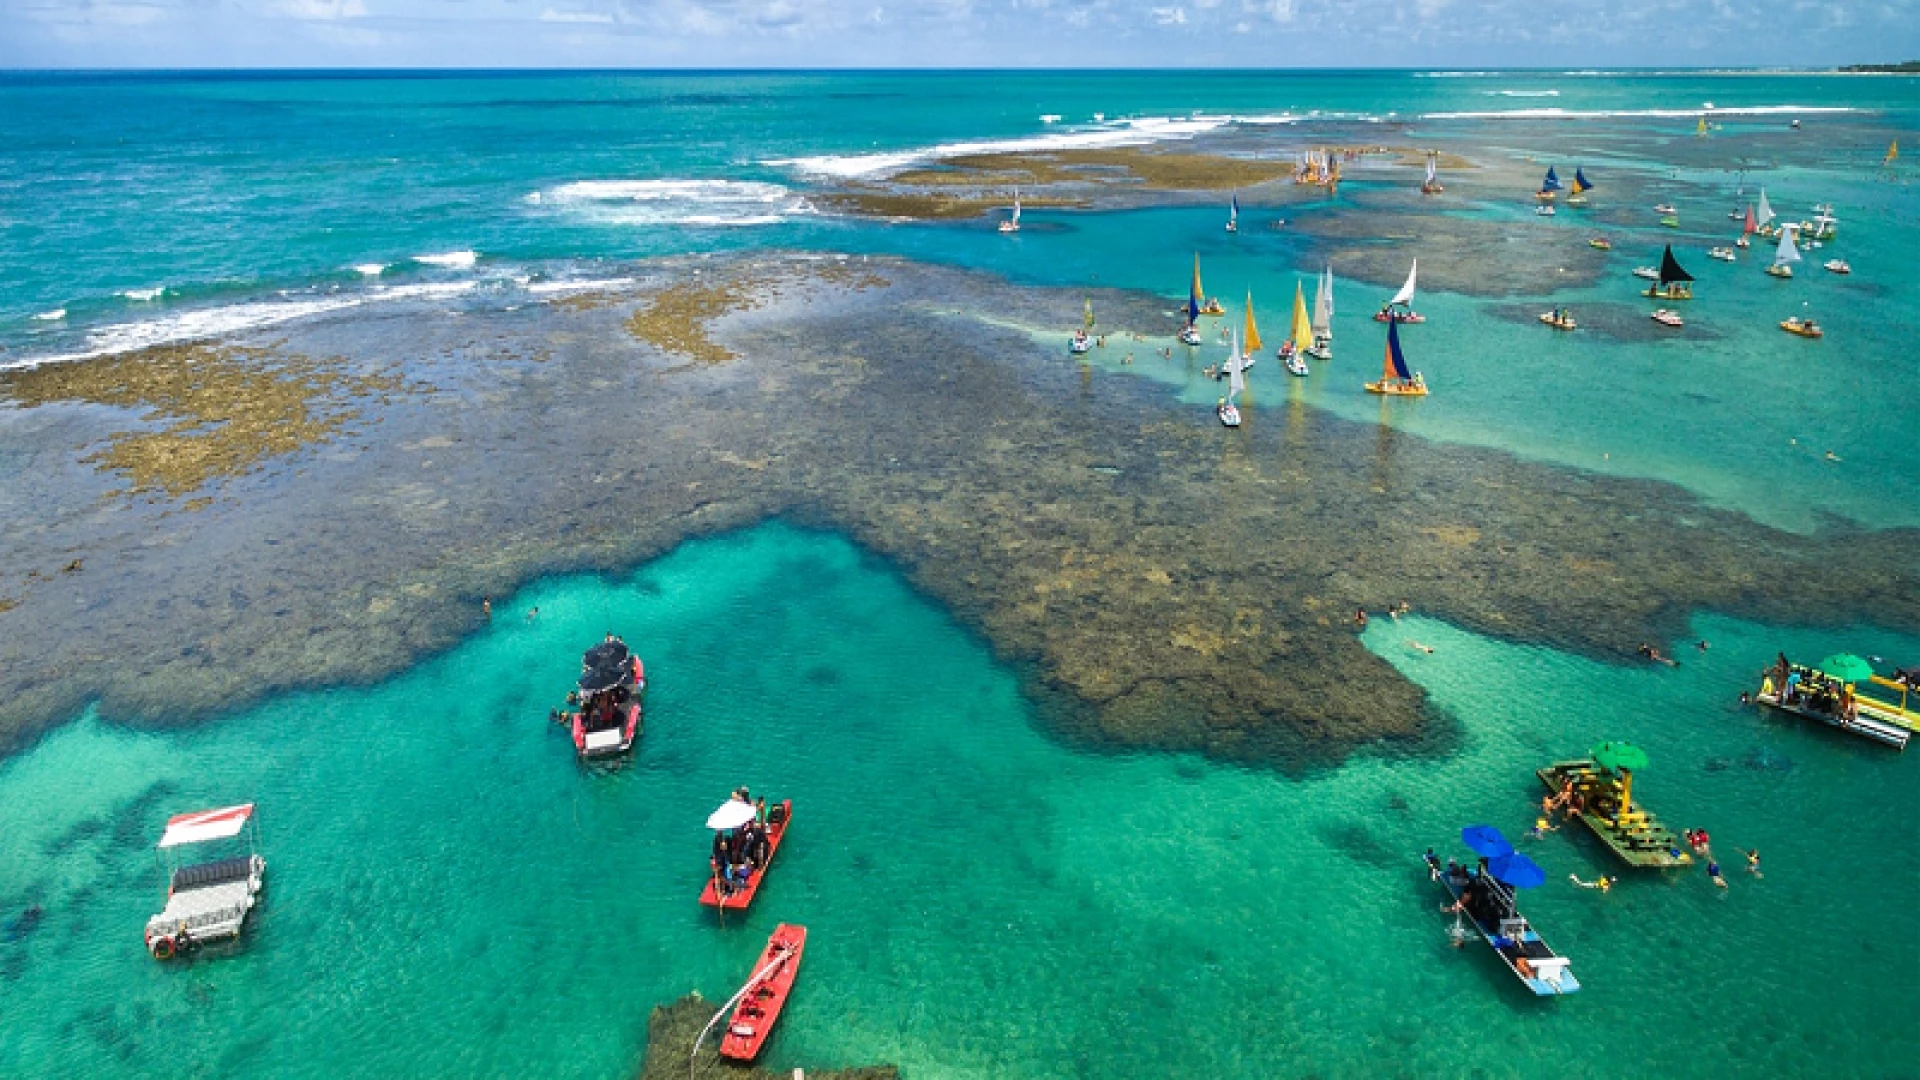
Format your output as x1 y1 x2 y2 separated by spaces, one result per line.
559 638 644 759
1372 309 1427 324
719 923 808 1062
699 800 792 910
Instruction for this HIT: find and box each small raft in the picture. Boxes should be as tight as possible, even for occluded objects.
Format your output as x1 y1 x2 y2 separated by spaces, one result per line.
720 924 808 1061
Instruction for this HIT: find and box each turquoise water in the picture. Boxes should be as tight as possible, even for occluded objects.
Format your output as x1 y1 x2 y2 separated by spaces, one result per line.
6 70 1916 528
4 524 1916 1077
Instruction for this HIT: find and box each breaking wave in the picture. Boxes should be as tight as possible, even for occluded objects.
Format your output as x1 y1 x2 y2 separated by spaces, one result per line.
534 179 806 227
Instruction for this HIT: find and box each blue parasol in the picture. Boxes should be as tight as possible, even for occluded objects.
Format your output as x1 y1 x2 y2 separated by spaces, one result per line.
1460 825 1514 859
1488 852 1548 889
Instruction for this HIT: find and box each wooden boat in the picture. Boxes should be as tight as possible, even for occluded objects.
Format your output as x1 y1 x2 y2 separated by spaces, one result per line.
1219 327 1246 426
1755 189 1777 238
1365 315 1427 396
1755 663 1914 750
1305 264 1333 359
1566 167 1592 206
1070 297 1095 354
1226 193 1239 233
700 800 792 910
1535 165 1561 202
1767 225 1801 279
1779 317 1823 338
1278 281 1311 376
1539 309 1576 330
1641 245 1694 300
1589 237 1612 251
144 804 266 960
1374 260 1424 323
720 924 808 1061
1537 756 1691 869
564 638 644 759
1420 152 1444 194
1423 848 1578 996
1824 259 1851 274
998 189 1020 233
1650 309 1683 328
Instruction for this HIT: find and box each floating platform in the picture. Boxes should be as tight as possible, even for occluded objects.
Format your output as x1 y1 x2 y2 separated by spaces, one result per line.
1757 668 1912 750
1537 761 1691 869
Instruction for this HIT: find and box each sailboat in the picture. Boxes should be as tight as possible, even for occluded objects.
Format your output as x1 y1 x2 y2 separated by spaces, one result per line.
1766 225 1801 279
1798 206 1838 242
1375 260 1425 324
1364 315 1427 396
1536 166 1562 202
1071 296 1094 353
1218 329 1244 427
1306 265 1334 360
1567 167 1592 207
1737 203 1755 248
1421 152 1444 195
998 189 1021 234
1643 245 1695 300
1282 281 1312 376
1193 254 1224 315
1237 290 1261 374
1696 115 1709 137
1887 140 1901 167
1227 193 1239 233
1179 256 1204 346
1755 189 1779 238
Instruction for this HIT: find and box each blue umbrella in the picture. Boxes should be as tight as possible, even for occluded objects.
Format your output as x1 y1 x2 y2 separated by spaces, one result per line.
1488 852 1547 889
1461 825 1514 859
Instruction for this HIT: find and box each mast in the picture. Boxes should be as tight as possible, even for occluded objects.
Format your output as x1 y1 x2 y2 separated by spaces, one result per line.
1425 155 1437 186
1230 193 1239 227
1012 188 1020 224
1743 204 1756 235
1192 254 1204 308
1290 281 1312 353
1243 290 1262 352
1084 296 1095 331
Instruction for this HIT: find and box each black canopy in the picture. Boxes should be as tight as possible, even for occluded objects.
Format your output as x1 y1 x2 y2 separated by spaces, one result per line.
583 640 629 669
578 664 630 693
1658 245 1694 285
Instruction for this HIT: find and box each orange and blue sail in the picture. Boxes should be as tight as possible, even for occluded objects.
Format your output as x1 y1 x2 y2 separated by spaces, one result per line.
1383 317 1411 382
1540 166 1563 194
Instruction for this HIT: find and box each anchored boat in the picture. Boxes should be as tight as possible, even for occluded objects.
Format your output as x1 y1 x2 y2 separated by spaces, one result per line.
1538 743 1691 869
559 637 644 759
689 923 809 1068
144 804 266 960
1642 245 1695 300
1374 260 1425 324
998 188 1020 233
701 798 793 910
1756 655 1915 750
1767 225 1801 278
1305 264 1334 360
1424 829 1578 997
1365 314 1426 396
1194 254 1225 315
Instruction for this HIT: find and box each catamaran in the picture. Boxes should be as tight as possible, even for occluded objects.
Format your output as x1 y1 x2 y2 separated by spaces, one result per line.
144 804 267 960
1536 166 1562 202
1218 329 1244 428
1071 297 1094 353
1421 152 1444 195
998 189 1021 234
1227 193 1239 233
1642 245 1695 300
1374 260 1425 324
1766 225 1801 279
1566 167 1592 206
1282 281 1311 376
1365 315 1426 396
1306 265 1334 360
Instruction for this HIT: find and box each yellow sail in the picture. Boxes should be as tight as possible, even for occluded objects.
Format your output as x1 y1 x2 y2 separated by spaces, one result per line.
1696 116 1708 135
1192 254 1204 304
1244 290 1262 352
1289 281 1312 352
1887 140 1900 166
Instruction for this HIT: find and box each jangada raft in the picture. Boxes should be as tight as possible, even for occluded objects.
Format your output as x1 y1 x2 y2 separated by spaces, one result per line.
144 804 266 960
1424 829 1578 997
690 923 809 1067
1365 314 1427 397
557 637 644 759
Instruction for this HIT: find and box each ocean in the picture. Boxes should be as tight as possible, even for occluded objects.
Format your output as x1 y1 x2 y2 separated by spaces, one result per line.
1 70 1917 1077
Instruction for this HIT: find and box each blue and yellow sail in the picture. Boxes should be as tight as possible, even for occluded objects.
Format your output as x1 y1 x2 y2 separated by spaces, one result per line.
1188 254 1203 326
1570 168 1592 195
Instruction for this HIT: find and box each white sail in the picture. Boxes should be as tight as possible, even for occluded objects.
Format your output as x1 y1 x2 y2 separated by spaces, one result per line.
1312 266 1333 336
1012 189 1021 224
1390 260 1417 306
1227 328 1246 401
1775 225 1801 265
1425 155 1437 184
1756 189 1775 226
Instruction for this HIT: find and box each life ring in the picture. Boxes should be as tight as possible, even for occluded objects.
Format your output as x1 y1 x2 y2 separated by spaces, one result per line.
151 934 176 960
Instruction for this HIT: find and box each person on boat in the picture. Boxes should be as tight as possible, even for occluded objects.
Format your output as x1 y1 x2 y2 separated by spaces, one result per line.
755 797 769 825
1784 669 1803 704
747 821 771 870
1570 874 1613 892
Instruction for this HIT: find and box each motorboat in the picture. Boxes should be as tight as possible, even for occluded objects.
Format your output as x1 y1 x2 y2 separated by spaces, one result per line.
1539 309 1576 330
1824 259 1851 274
1589 237 1612 250
1650 309 1684 328
1653 203 1678 215
1632 266 1661 280
1709 247 1736 261
1179 325 1203 346
1424 834 1579 996
1217 401 1242 426
560 637 644 759
700 799 793 911
1780 317 1823 338
1659 216 1680 229
1535 205 1556 217
1754 659 1914 750
144 804 266 960
1070 329 1092 354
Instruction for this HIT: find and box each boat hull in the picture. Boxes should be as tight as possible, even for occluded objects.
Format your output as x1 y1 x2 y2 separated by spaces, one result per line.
720 924 808 1061
1424 854 1579 996
1365 381 1428 396
700 800 793 910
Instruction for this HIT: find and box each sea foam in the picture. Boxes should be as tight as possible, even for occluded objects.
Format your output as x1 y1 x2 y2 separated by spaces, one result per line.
415 250 478 269
536 179 805 227
121 287 167 301
1424 104 1858 120
765 116 1232 179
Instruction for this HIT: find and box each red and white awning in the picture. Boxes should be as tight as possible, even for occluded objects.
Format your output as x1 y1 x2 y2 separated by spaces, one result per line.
158 803 255 849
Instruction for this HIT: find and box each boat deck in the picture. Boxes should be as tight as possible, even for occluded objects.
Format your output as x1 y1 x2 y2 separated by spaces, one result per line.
146 865 262 943
700 800 792 911
1427 856 1579 997
1538 762 1691 869
1756 690 1909 750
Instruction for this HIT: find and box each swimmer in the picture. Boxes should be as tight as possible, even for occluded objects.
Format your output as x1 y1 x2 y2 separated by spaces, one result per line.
1408 641 1435 655
1825 450 1841 462
483 596 492 619
1528 817 1558 839
1355 608 1368 628
1123 353 1133 365
1697 640 1710 651
1745 849 1762 877
1570 874 1612 892
526 606 539 622
1707 860 1727 888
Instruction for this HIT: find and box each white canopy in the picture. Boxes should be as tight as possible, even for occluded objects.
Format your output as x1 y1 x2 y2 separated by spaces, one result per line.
706 800 757 831
158 804 255 849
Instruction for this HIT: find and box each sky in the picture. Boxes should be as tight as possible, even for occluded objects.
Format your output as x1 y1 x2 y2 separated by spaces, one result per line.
0 0 1915 68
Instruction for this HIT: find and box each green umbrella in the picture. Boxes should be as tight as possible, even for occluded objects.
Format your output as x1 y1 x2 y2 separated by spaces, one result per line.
1818 653 1874 684
1591 741 1649 774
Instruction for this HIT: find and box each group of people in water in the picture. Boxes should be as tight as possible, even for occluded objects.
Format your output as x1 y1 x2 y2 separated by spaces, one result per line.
711 787 782 897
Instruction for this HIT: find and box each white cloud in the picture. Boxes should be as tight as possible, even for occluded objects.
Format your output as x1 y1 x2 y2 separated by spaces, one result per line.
274 0 366 18
539 6 613 21
1151 5 1185 23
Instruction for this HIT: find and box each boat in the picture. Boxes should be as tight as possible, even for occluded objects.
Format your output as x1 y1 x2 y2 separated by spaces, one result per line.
1737 203 1755 247
1824 259 1851 274
1632 266 1661 281
998 188 1020 234
1423 832 1579 996
1374 260 1425 324
1589 237 1612 250
1755 189 1778 238
562 637 644 759
1755 657 1915 750
1226 193 1239 233
1659 215 1680 229
144 804 267 960
1538 744 1692 869
1178 258 1205 345
721 925 808 1061
1642 245 1694 300
1695 115 1709 137
1218 330 1244 428
1566 167 1592 206
1651 309 1683 328
1421 152 1444 194
1538 308 1576 330
1653 203 1678 215
689 923 809 1067
1178 325 1203 347
1193 254 1224 316
1071 297 1095 353
699 799 793 910
1305 265 1333 360
1535 204 1557 217
1281 281 1312 376
1709 247 1736 261
1780 317 1823 338
1364 315 1426 396
1766 225 1801 278
1535 165 1561 202
1244 288 1264 363
1887 139 1901 167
